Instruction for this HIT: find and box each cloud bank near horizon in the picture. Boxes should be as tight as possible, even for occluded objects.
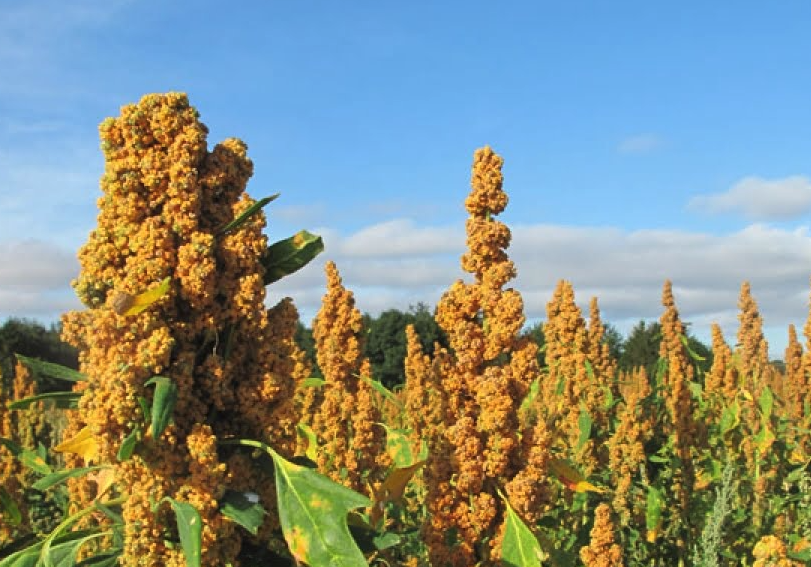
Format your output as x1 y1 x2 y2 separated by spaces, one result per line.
3 217 809 354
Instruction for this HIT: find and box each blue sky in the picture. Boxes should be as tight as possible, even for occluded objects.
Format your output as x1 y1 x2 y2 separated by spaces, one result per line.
2 0 811 356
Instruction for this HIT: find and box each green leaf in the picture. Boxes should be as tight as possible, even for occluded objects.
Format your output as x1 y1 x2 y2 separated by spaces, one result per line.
144 376 178 439
219 490 266 536
372 532 401 551
15 355 87 383
32 466 106 492
8 392 82 410
300 376 326 388
360 374 403 409
679 334 706 361
221 438 370 566
0 546 40 567
296 423 319 462
161 498 201 567
74 551 123 567
262 230 324 285
720 400 740 436
383 426 417 468
117 427 140 462
0 486 22 526
38 505 100 567
584 359 595 381
754 423 776 454
576 408 592 452
44 531 111 567
758 386 774 419
218 194 279 235
645 486 665 542
19 448 53 474
499 490 542 567
518 377 540 416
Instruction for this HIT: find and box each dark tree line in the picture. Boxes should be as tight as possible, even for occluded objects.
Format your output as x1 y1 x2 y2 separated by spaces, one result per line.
0 318 79 393
0 313 716 394
296 309 716 389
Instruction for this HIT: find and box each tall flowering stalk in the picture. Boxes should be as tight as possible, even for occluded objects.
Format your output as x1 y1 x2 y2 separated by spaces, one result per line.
59 93 306 566
423 147 549 566
607 365 653 527
579 503 624 567
543 283 613 474
658 281 699 500
309 261 389 494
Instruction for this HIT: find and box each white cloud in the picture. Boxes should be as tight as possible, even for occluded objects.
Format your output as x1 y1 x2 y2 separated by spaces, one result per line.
271 219 811 358
0 240 81 320
5 218 810 358
617 134 664 154
337 219 462 258
689 176 811 221
0 240 79 289
0 144 101 245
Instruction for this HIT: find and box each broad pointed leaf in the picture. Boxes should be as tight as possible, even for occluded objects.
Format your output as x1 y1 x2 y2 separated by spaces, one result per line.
20 448 53 474
15 355 86 383
117 426 140 461
8 392 81 410
162 498 201 567
54 426 98 464
219 490 266 535
144 376 177 439
296 423 319 462
218 194 279 235
32 466 105 491
499 490 542 567
262 230 324 285
221 438 370 566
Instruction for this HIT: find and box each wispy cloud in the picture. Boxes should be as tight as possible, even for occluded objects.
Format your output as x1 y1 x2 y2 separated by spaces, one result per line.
617 133 664 154
269 218 811 357
688 176 811 221
5 217 809 356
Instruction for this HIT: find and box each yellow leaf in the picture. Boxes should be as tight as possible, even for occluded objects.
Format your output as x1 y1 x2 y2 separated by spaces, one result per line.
112 277 171 316
54 426 98 464
548 458 584 490
549 458 606 493
88 467 116 500
370 460 426 525
741 388 753 402
646 528 659 543
573 480 607 494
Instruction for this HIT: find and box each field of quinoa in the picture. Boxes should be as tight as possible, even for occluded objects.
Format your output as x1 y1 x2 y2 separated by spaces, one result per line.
1 92 811 567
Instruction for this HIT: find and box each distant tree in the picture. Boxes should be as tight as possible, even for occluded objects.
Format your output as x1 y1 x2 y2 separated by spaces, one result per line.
294 321 321 378
603 323 624 363
0 318 79 393
618 319 713 379
363 304 447 389
619 320 662 377
520 322 546 368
